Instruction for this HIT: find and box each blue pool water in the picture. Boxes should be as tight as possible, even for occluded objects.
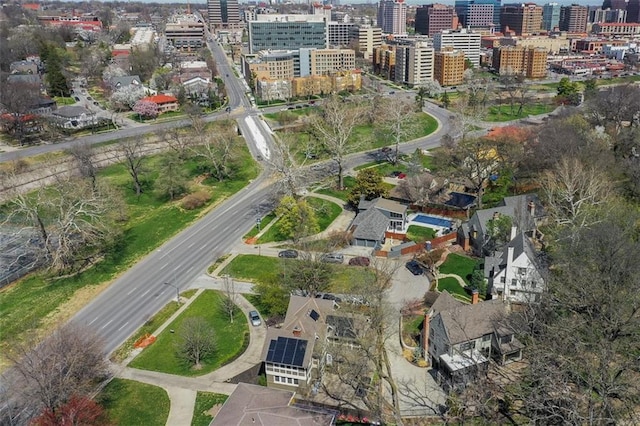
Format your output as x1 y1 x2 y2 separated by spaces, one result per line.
412 214 452 229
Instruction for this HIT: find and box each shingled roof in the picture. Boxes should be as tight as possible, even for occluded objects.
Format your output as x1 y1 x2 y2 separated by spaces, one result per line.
433 300 508 345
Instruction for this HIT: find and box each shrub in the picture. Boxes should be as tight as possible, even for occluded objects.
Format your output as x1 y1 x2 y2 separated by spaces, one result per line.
181 191 211 210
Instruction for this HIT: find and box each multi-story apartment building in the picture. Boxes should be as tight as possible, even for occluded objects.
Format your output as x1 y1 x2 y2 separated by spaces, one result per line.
517 35 570 54
500 3 543 36
492 46 547 78
305 48 356 75
207 0 240 30
434 49 465 86
248 15 328 54
592 22 640 35
415 4 458 37
328 22 356 48
350 25 383 59
455 0 501 28
394 40 435 86
373 44 396 80
542 2 561 31
433 28 482 67
559 5 588 33
377 0 407 35
165 15 205 50
589 8 627 23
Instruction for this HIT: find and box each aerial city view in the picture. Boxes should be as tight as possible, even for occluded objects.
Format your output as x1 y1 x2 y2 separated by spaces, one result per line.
0 0 639 423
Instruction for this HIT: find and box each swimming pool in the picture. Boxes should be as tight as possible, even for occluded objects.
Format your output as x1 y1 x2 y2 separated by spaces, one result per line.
412 214 452 229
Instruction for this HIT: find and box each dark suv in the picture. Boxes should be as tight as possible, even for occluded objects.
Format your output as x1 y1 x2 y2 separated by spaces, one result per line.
278 249 298 259
405 260 424 275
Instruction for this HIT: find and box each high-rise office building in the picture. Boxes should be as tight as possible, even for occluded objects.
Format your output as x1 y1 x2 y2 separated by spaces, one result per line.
602 0 628 11
328 22 356 48
350 25 383 59
394 40 434 86
377 0 408 35
542 3 561 31
590 8 627 23
627 0 640 22
455 0 501 28
433 28 481 67
500 4 543 35
415 4 458 36
208 0 240 30
434 49 465 86
559 5 588 32
248 15 328 54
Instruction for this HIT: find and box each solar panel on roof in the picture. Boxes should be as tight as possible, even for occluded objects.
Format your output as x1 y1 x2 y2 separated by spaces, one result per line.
265 337 308 366
309 309 319 321
293 340 306 366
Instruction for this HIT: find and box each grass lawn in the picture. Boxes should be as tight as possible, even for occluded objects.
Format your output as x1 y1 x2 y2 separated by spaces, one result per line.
192 392 228 426
315 176 357 201
100 378 170 426
406 225 437 243
355 151 434 174
0 141 258 365
54 96 76 105
257 197 342 244
437 277 469 299
220 255 374 294
129 290 249 376
243 212 276 239
402 314 424 346
484 103 555 122
439 253 479 285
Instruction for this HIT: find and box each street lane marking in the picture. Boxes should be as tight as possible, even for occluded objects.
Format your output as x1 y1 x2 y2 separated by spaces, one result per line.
101 319 114 329
117 322 129 331
141 288 151 297
89 316 99 326
127 287 137 295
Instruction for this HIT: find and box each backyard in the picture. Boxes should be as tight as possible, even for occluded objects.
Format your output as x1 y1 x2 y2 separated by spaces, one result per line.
436 253 480 299
192 392 228 426
100 378 170 426
130 290 249 376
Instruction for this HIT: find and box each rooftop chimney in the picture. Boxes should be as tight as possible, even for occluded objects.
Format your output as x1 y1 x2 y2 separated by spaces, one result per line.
293 326 301 337
493 211 501 220
527 201 535 217
510 225 518 241
471 289 479 305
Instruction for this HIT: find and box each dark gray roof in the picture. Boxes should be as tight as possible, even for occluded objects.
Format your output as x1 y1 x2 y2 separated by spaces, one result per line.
435 299 508 345
429 290 462 317
109 75 141 88
469 206 514 235
7 74 41 85
52 105 93 118
350 208 389 242
211 383 334 426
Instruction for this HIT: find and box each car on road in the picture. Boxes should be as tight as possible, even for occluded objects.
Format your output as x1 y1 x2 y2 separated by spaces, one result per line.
86 96 92 101
93 101 99 107
321 253 344 264
249 310 261 326
74 96 80 101
348 256 370 267
278 249 299 258
405 260 424 275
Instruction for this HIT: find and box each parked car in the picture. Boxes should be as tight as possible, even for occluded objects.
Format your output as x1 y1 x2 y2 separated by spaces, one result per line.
321 253 344 264
74 96 80 101
405 260 424 275
249 310 261 327
322 293 342 303
86 96 92 101
278 249 299 259
348 256 371 267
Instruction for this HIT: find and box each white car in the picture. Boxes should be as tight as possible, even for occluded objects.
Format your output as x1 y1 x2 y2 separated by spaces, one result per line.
249 310 261 327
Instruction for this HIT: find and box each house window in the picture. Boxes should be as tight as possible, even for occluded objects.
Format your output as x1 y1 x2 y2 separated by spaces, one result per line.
511 279 518 287
518 267 527 275
531 281 537 289
482 334 491 342
500 276 506 283
500 335 512 344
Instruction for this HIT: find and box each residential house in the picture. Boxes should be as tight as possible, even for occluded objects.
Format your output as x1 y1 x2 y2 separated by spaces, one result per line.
50 106 96 129
262 296 337 391
6 74 42 88
349 197 408 248
426 292 524 391
10 60 39 75
182 77 212 103
211 383 335 425
108 75 142 91
484 230 545 303
140 94 179 113
457 193 544 256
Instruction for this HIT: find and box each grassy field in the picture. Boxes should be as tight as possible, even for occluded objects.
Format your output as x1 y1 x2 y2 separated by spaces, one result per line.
314 176 357 201
243 212 277 239
355 151 434 173
406 225 437 242
192 392 228 426
220 254 373 294
130 290 249 376
257 197 342 244
437 277 469 299
100 378 170 426
484 103 555 122
54 96 76 105
0 141 259 366
439 253 479 285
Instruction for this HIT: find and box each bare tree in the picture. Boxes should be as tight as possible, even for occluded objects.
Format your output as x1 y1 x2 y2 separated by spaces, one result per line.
4 323 110 423
175 317 216 369
0 80 42 144
310 94 362 189
586 84 640 139
190 120 238 181
282 249 331 297
265 132 304 197
377 97 417 164
158 127 192 160
540 157 612 229
113 138 146 196
221 275 237 323
396 173 438 206
67 142 98 190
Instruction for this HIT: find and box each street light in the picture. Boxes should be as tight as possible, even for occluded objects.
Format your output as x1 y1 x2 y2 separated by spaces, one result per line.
164 282 180 304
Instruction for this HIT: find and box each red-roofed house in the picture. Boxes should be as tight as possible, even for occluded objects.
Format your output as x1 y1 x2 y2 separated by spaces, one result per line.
22 3 41 11
141 95 179 113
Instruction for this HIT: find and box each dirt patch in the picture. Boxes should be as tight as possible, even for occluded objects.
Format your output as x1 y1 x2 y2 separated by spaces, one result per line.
205 403 223 418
